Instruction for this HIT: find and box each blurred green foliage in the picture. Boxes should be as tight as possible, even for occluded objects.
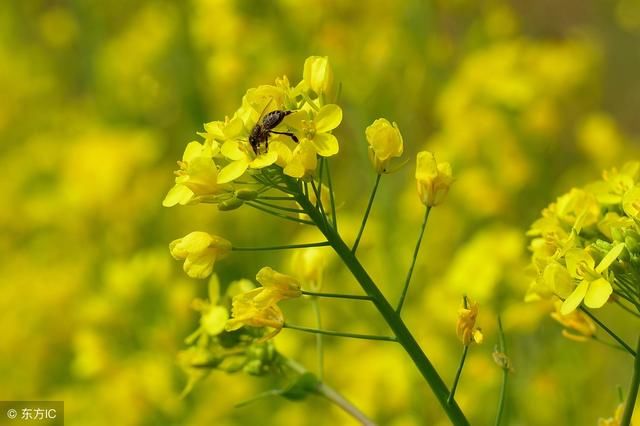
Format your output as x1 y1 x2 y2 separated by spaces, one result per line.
1 0 639 424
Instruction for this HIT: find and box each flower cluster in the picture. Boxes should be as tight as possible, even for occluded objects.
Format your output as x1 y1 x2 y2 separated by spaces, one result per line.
163 56 464 416
526 162 640 317
163 56 342 209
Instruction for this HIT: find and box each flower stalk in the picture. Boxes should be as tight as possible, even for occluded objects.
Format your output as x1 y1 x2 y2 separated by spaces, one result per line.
289 176 470 426
283 323 397 342
579 306 637 357
396 206 431 313
621 336 640 426
352 174 381 254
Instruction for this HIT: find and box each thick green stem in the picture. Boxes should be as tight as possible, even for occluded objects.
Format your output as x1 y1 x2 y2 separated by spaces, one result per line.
621 336 640 426
283 323 396 342
352 174 381 254
396 206 431 313
291 181 469 425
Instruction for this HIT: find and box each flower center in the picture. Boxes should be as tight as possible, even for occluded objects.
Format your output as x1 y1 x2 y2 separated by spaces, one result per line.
301 120 316 139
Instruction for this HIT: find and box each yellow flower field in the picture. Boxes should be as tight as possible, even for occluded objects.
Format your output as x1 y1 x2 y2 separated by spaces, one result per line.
1 1 639 425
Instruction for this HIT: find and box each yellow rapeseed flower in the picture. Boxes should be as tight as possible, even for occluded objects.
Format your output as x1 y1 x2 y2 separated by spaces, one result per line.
169 232 232 279
270 138 318 179
365 118 404 174
225 267 301 339
560 244 624 314
163 141 227 207
286 104 342 157
301 56 334 98
456 299 483 345
415 151 454 207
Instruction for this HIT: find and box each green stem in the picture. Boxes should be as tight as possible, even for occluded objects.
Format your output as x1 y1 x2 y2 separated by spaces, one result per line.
621 336 640 426
447 345 469 405
246 201 314 226
494 316 508 426
396 206 431 313
312 297 324 380
283 323 397 342
325 159 338 230
352 174 381 254
285 357 375 426
614 298 640 319
290 180 469 425
251 198 305 214
310 180 331 231
258 195 296 201
302 290 373 301
301 92 321 111
232 242 330 251
579 306 637 357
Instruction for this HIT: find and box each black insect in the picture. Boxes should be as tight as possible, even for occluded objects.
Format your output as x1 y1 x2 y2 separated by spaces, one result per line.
249 109 299 154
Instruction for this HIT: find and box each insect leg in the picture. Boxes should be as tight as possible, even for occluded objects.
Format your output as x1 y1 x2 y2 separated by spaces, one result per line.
269 131 299 143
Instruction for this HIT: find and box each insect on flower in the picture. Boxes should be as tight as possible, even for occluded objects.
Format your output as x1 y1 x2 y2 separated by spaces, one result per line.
249 100 299 154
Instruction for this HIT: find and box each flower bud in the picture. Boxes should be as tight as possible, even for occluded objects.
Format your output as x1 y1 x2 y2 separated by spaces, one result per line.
365 118 404 174
626 235 640 254
235 189 258 201
169 232 232 279
303 56 334 98
415 151 454 207
255 267 302 303
218 197 244 211
456 298 483 346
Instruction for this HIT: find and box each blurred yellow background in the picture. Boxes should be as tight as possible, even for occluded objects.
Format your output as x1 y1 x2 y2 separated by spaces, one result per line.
2 0 639 424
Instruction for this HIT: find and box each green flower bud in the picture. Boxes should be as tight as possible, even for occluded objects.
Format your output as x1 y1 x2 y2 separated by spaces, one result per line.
625 235 640 254
218 198 244 211
235 189 258 201
243 359 266 376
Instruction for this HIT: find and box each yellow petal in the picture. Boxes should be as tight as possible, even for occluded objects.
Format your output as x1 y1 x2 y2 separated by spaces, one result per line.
184 250 216 279
269 140 294 167
314 104 342 132
208 274 221 305
560 281 589 315
565 248 595 277
220 140 246 161
584 278 612 308
283 110 308 131
543 263 574 299
595 243 625 273
622 185 640 220
218 160 248 184
201 306 228 335
183 141 207 162
311 133 339 157
163 184 194 207
249 150 278 168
